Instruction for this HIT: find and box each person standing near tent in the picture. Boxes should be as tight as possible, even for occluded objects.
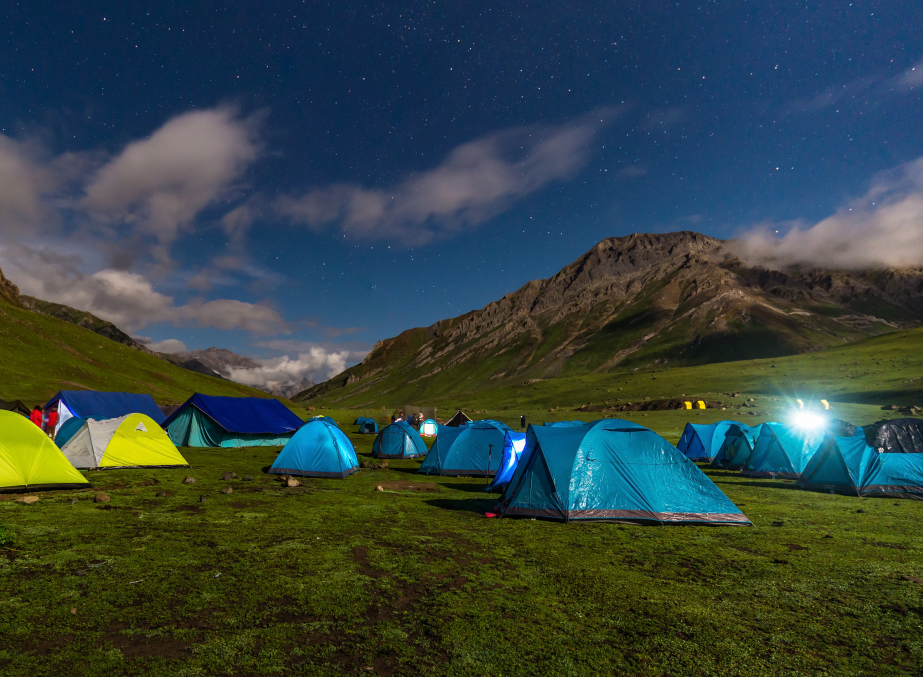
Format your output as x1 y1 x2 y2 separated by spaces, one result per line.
520 415 526 430
45 408 58 439
30 406 43 428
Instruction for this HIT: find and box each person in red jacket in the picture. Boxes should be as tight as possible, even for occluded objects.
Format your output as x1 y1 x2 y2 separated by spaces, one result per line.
46 409 59 439
30 406 43 428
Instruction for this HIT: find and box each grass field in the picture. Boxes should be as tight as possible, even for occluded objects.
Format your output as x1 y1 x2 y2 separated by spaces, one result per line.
2 419 922 676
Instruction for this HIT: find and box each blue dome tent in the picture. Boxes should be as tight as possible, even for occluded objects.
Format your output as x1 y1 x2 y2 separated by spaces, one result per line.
486 430 528 492
418 420 512 476
420 419 438 437
542 421 586 427
372 421 428 459
741 422 825 478
677 420 742 462
710 424 757 470
163 394 304 448
355 417 380 434
797 433 923 499
270 418 359 478
497 419 751 525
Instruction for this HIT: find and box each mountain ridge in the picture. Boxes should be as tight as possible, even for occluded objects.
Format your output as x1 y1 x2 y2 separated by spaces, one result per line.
295 231 923 406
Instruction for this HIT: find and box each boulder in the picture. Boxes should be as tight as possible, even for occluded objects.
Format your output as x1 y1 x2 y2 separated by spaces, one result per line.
94 493 110 504
15 496 39 505
199 495 207 503
242 475 253 481
221 472 237 481
182 477 196 484
220 486 233 495
285 478 301 488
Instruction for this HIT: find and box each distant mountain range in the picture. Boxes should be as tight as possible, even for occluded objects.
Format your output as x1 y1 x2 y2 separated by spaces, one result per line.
295 231 923 407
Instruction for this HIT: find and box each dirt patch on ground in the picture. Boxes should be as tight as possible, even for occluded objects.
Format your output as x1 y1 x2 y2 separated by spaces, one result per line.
378 481 441 492
102 626 191 660
228 501 266 509
175 504 204 513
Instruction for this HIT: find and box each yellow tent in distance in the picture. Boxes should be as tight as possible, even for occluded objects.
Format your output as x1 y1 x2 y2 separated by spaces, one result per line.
0 410 90 491
60 413 188 469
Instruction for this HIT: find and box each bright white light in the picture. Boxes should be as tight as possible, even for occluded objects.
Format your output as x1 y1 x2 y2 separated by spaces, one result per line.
792 411 826 430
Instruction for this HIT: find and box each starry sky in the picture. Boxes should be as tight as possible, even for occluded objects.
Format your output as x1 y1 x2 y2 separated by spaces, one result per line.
1 2 921 388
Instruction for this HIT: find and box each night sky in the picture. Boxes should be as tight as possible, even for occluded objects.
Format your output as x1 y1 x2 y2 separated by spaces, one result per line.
1 2 921 387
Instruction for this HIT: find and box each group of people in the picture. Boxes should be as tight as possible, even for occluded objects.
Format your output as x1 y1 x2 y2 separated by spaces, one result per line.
29 406 58 440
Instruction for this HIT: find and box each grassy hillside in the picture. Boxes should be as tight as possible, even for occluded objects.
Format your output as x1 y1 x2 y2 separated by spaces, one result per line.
0 293 280 406
299 326 923 415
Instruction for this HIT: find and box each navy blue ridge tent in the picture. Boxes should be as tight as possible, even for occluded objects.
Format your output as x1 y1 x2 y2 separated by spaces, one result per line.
497 419 751 525
373 421 428 459
44 391 166 433
270 418 359 478
418 420 512 476
163 394 304 447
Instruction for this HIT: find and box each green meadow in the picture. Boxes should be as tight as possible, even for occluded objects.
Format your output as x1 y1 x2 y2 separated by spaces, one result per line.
2 419 922 676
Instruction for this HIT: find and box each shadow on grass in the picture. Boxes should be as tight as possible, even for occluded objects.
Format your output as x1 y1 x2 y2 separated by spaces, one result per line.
440 482 498 494
424 497 497 514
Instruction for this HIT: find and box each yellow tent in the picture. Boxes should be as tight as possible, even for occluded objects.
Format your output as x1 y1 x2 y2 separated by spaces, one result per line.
60 413 188 469
0 410 90 491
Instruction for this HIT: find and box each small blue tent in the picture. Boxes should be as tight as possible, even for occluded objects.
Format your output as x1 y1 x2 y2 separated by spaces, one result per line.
677 420 742 462
355 417 380 434
44 391 165 433
797 433 923 499
373 421 428 459
741 422 825 478
497 419 750 525
269 418 359 478
163 394 304 447
486 430 528 492
418 420 512 476
710 424 756 470
54 417 88 449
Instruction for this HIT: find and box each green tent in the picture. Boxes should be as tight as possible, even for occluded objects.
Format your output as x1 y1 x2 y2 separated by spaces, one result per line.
0 411 90 492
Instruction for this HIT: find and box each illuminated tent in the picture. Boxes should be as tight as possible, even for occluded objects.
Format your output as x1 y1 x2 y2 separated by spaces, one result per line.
741 422 825 478
418 420 511 476
677 421 742 462
0 411 90 492
420 419 438 436
797 433 923 499
372 421 428 459
59 414 188 469
497 418 750 525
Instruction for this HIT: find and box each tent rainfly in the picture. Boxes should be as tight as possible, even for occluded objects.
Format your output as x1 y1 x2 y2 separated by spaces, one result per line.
0 411 90 492
60 414 188 469
741 422 825 478
373 421 428 459
497 418 751 525
797 432 923 499
418 420 512 476
269 418 359 478
710 424 757 470
444 410 472 427
486 430 528 492
677 421 742 462
43 390 166 434
163 394 304 447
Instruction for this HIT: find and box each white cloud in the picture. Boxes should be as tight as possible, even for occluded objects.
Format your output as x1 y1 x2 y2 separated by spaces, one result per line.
731 156 923 270
81 107 260 246
140 338 189 354
0 135 60 231
0 243 290 335
273 108 620 244
223 345 368 397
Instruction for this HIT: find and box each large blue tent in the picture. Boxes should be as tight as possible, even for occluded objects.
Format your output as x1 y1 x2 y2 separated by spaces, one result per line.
163 394 304 448
418 420 512 476
542 420 587 427
269 418 359 478
741 422 825 478
373 421 428 459
486 430 528 492
710 424 757 470
797 433 923 499
497 418 750 525
44 391 165 433
677 420 742 462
